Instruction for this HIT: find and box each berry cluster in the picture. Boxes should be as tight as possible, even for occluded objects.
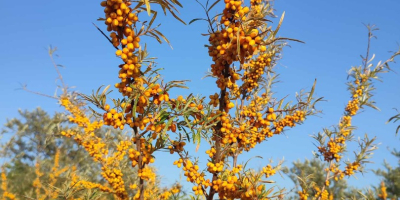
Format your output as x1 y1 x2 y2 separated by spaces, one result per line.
272 110 306 135
82 138 108 162
207 161 224 173
241 53 272 93
138 167 156 181
173 159 211 194
103 108 125 130
313 186 329 200
168 140 186 154
343 162 360 176
129 138 155 167
262 164 276 178
101 168 127 198
101 0 143 98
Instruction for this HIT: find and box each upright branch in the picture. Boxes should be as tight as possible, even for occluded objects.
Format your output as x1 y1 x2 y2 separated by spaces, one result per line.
48 47 67 90
362 24 378 70
311 25 400 200
82 0 202 199
190 0 320 199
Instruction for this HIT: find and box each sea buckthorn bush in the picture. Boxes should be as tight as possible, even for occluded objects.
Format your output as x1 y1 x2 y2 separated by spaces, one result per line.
1 0 400 200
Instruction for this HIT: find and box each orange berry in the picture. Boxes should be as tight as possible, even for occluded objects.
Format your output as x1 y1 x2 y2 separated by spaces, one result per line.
127 36 133 42
116 50 122 56
112 19 119 26
171 123 177 132
250 29 259 38
127 43 134 50
121 39 127 45
243 6 249 13
121 53 127 60
106 17 113 24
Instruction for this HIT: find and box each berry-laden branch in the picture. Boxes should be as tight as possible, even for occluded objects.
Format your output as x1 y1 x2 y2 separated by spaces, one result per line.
89 0 202 199
311 25 400 200
190 0 320 199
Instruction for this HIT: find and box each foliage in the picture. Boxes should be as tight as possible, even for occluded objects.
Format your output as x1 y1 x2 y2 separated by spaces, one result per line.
283 158 398 200
306 24 400 200
1 108 68 162
79 0 324 199
0 108 91 197
0 108 108 198
374 148 400 199
0 108 182 199
1 0 400 200
283 158 347 199
388 109 400 135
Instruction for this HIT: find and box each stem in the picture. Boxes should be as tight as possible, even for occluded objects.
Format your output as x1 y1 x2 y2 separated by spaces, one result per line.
195 0 215 33
133 126 145 200
22 87 58 100
49 53 66 91
364 27 372 71
205 8 215 33
207 63 230 200
318 161 332 200
233 154 238 168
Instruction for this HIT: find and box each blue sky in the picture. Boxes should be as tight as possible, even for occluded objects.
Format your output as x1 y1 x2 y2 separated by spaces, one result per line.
1 0 400 195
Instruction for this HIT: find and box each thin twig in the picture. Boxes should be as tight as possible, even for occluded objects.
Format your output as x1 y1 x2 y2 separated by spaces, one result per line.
195 0 215 33
364 25 372 70
22 86 58 100
49 52 67 91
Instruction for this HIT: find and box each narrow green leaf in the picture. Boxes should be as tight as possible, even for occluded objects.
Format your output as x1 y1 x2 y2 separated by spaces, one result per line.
172 0 183 7
307 79 317 104
207 0 221 12
243 156 263 171
189 18 207 25
131 96 139 119
183 116 192 130
148 31 162 44
181 126 191 143
101 85 111 96
154 30 171 46
170 11 186 25
277 98 284 110
148 11 158 29
273 11 285 37
145 0 151 16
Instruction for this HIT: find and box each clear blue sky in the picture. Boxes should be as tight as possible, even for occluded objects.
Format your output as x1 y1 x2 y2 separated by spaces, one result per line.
1 0 399 195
